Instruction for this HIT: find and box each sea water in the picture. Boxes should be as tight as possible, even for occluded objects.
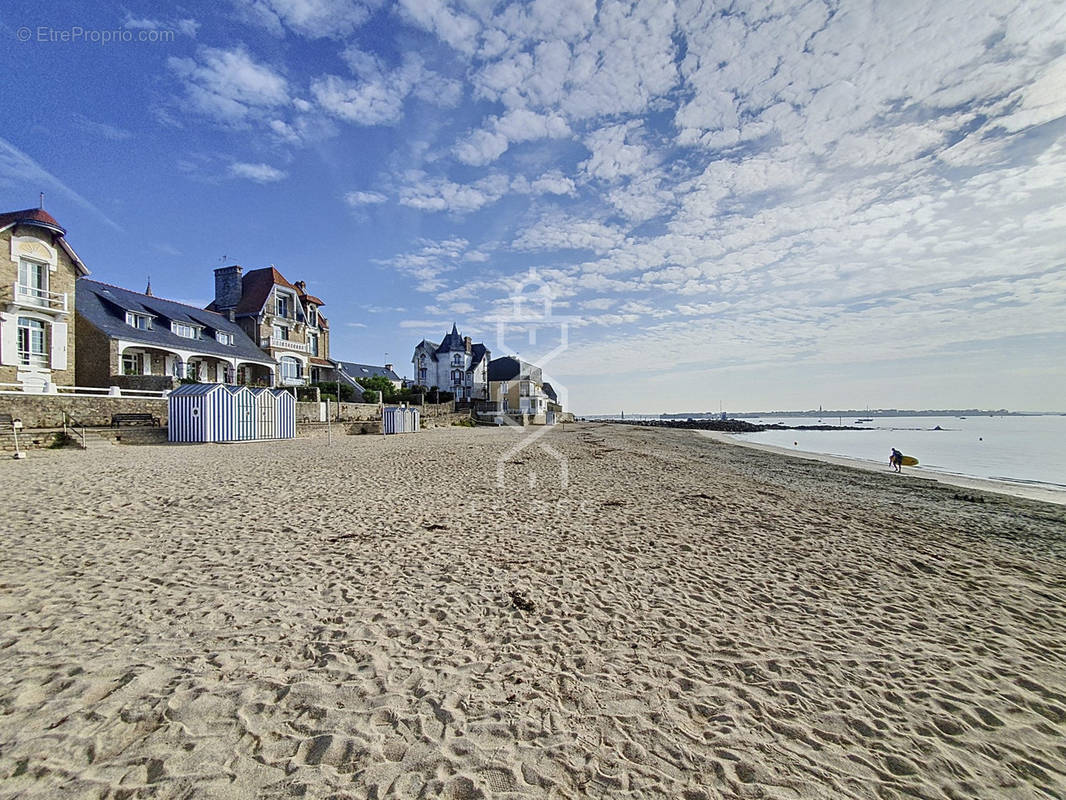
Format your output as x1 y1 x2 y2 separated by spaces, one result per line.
733 415 1066 491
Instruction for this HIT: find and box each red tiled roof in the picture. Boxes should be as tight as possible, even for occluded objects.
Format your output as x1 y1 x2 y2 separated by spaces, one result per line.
0 207 65 233
309 356 333 366
301 293 325 306
231 266 298 316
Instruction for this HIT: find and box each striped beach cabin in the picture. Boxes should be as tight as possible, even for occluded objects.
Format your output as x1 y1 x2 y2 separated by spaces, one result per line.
168 384 295 443
382 405 420 434
249 386 296 439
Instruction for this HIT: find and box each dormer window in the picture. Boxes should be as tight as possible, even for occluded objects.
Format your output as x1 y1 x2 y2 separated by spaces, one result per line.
216 331 234 346
307 305 317 327
126 311 153 330
172 321 201 339
275 292 292 318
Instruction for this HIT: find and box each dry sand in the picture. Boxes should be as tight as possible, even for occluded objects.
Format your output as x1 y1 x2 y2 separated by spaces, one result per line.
1 422 1064 799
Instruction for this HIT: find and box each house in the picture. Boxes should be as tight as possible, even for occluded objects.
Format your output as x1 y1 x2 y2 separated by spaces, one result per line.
543 382 562 413
335 361 402 390
411 324 490 401
208 266 332 386
488 356 549 420
0 206 89 390
76 279 276 389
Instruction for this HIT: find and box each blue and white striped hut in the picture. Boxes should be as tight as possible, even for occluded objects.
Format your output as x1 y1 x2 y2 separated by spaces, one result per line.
382 405 420 434
168 384 295 443
168 383 239 443
248 387 296 440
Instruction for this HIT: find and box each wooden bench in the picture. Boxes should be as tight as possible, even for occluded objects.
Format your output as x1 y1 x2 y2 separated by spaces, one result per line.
110 413 160 427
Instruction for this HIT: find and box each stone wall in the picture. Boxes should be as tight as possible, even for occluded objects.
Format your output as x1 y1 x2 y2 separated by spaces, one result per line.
73 312 114 386
0 393 168 428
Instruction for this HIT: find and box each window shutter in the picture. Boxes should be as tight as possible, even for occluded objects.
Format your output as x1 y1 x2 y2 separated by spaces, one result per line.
0 316 17 365
50 321 68 370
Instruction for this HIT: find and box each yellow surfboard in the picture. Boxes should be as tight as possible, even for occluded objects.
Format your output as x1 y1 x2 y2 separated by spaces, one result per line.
901 456 919 467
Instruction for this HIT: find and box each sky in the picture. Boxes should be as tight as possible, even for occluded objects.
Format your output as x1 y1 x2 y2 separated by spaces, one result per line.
2 0 1065 414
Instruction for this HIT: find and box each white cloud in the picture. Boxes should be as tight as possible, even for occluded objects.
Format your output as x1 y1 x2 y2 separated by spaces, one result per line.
397 171 512 213
168 46 289 123
236 0 379 38
228 162 287 182
344 190 388 205
72 113 132 141
0 136 122 231
314 51 461 126
454 108 570 165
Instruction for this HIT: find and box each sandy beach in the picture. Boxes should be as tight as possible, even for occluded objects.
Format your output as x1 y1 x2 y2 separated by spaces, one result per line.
1 422 1064 799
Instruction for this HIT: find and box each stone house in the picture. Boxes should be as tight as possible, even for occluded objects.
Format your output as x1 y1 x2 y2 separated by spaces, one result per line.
76 279 276 390
488 356 549 419
0 207 89 390
411 324 490 401
208 266 332 386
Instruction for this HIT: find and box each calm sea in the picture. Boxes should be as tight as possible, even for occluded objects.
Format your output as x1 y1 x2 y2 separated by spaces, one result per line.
733 415 1066 491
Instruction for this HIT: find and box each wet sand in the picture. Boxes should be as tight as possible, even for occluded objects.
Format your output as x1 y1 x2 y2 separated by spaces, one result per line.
1 423 1064 798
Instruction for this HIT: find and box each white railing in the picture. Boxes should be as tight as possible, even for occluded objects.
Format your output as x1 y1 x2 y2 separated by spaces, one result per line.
13 282 68 313
0 382 169 398
265 337 309 353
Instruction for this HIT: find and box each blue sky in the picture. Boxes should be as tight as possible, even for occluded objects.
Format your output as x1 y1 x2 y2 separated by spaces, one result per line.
2 0 1065 414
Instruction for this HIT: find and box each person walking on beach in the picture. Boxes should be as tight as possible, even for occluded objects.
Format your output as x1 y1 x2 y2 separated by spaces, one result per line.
890 448 903 473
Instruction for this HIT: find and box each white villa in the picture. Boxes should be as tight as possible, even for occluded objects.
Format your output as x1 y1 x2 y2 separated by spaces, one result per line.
411 324 490 401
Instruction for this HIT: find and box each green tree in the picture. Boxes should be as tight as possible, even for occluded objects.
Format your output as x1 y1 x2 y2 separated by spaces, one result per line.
356 375 397 402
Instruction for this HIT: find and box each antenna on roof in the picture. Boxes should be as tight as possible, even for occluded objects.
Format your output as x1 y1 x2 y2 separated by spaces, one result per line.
145 275 153 297
39 192 45 210
218 255 228 264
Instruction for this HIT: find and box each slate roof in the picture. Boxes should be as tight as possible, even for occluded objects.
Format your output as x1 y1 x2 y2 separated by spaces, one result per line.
488 356 522 382
469 343 488 371
416 325 488 369
435 323 464 355
0 207 90 276
337 361 401 382
77 279 274 364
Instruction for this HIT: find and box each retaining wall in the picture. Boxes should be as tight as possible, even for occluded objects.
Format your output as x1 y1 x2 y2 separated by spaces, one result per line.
0 394 168 428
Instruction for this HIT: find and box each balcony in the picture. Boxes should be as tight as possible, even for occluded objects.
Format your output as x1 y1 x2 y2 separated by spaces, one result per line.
13 282 68 314
264 336 309 353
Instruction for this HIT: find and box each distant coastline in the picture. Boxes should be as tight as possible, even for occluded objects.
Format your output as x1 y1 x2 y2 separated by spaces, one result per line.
585 408 1064 420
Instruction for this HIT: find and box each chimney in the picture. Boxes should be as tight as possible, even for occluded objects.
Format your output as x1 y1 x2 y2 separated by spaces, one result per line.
384 363 393 373
214 265 243 310
464 336 472 353
295 280 306 292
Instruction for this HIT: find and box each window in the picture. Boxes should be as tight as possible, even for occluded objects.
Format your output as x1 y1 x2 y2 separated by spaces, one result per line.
122 352 143 375
308 333 318 356
126 312 152 330
452 353 463 365
307 306 317 326
18 260 48 306
17 317 47 367
275 292 290 317
216 331 234 345
272 324 289 340
279 356 301 382
171 321 199 339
